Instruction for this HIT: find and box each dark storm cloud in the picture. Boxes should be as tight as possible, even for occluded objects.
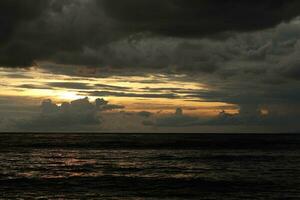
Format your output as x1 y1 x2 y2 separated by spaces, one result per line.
0 0 51 67
1 0 300 68
183 82 300 109
101 0 300 37
0 0 49 43
0 0 117 67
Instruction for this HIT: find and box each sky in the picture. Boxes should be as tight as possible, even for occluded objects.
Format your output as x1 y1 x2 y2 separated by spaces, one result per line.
1 0 300 133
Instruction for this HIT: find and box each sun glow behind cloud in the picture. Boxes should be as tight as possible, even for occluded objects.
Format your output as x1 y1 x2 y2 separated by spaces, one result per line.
0 67 238 116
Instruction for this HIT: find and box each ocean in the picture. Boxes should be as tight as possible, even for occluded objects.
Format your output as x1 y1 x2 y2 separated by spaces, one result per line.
0 134 299 199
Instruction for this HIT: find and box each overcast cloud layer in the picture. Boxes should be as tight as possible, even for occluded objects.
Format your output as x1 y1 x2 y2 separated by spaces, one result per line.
0 0 300 68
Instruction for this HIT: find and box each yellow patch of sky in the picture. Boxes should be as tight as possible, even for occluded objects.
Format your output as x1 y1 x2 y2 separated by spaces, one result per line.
0 67 238 116
107 98 238 117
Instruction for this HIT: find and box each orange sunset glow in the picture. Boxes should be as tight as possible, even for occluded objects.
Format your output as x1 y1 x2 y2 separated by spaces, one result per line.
1 67 238 118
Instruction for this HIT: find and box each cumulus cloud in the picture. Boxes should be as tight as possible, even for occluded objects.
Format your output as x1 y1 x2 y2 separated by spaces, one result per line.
207 107 267 126
145 108 201 127
143 105 300 129
18 97 124 131
1 95 299 132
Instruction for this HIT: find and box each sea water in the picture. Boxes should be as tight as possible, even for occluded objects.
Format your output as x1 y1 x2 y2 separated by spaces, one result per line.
0 134 299 199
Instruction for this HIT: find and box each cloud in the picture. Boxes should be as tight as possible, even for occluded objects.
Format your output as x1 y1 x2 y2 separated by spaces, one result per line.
279 47 300 80
28 18 300 81
1 0 300 68
101 104 125 111
101 0 300 37
47 82 93 90
0 0 50 44
20 81 133 92
87 91 178 99
143 105 300 129
0 0 116 67
0 0 52 67
145 108 201 127
1 95 300 132
1 0 300 127
4 74 32 79
95 84 131 91
207 106 267 126
18 97 124 131
154 115 199 127
138 111 153 118
17 84 52 90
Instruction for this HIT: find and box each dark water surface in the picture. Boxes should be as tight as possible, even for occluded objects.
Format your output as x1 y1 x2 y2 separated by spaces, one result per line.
0 134 300 199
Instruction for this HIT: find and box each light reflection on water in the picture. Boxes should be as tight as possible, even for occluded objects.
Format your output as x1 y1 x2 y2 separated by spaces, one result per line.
0 134 300 199
2 150 215 180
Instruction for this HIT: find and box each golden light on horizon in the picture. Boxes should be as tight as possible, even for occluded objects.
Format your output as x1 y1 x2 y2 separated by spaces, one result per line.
0 67 239 117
